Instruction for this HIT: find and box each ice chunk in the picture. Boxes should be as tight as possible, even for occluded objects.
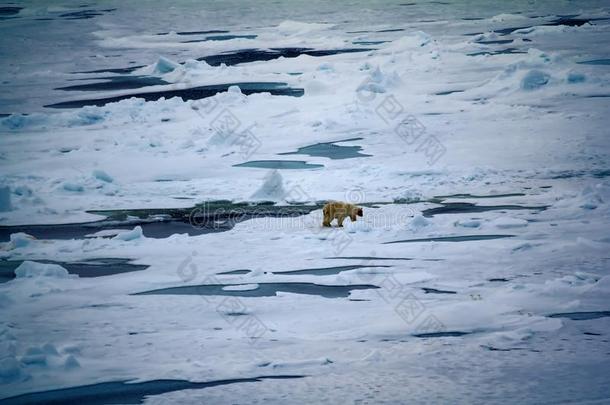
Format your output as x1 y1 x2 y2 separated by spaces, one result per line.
0 186 11 212
357 82 386 94
222 284 259 291
9 232 35 248
394 189 423 203
221 85 246 102
1 114 27 130
14 261 71 279
387 32 432 50
42 343 59 355
251 170 286 201
62 182 84 192
154 56 180 74
454 219 481 228
21 354 47 365
0 114 44 130
64 355 80 369
579 184 605 209
112 226 144 241
580 201 598 210
521 70 550 90
356 67 401 95
13 185 32 197
408 214 431 231
24 347 43 356
69 107 106 126
546 272 599 289
227 85 242 95
92 169 114 183
183 58 207 70
84 229 125 238
0 357 23 383
567 71 586 84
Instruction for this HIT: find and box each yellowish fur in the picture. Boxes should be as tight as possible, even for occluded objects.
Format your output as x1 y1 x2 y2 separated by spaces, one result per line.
322 201 363 227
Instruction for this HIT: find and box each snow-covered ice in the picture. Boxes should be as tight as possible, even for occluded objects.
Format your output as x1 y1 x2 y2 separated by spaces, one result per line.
1 0 609 403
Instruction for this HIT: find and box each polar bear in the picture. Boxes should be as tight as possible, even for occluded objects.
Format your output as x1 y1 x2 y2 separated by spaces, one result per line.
322 201 363 227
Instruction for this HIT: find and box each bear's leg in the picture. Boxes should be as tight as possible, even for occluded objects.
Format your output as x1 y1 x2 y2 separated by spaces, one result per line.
337 215 345 227
322 206 332 227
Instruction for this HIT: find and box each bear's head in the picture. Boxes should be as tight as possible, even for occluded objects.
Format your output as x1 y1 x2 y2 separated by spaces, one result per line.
350 206 363 221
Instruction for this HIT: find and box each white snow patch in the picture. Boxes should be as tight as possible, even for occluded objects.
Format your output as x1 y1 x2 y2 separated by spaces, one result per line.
222 284 259 291
276 20 332 36
262 357 333 369
489 13 528 23
251 170 286 201
345 219 372 233
490 217 528 229
385 31 432 51
407 214 431 231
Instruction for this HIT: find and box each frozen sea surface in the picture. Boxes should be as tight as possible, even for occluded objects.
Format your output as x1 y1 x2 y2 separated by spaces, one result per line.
1 0 610 403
